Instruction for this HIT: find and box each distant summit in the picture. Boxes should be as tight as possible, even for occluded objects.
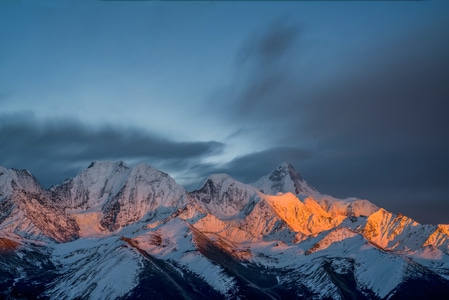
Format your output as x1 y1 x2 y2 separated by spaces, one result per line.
252 162 317 195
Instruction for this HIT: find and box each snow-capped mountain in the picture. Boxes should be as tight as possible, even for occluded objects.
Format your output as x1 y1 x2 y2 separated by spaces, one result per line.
1 161 448 299
50 161 187 235
0 166 79 242
253 162 317 196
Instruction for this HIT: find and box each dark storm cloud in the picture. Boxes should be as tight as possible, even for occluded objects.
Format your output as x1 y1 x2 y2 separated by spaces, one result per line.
223 18 449 224
0 113 224 187
297 50 449 144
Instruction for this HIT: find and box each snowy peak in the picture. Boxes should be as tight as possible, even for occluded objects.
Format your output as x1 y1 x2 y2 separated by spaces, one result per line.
51 161 131 212
190 173 259 220
313 195 379 219
423 225 449 253
51 161 187 234
0 167 79 242
101 162 186 230
253 163 379 221
252 163 316 196
361 208 438 252
262 193 344 236
0 166 43 196
10 168 43 193
305 227 360 255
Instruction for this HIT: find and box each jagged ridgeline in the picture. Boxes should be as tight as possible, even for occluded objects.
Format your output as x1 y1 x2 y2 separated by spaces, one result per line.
1 162 448 299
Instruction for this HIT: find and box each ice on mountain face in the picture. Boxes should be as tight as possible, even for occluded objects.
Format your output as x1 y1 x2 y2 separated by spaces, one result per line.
127 218 238 296
251 164 380 232
262 193 344 236
423 225 449 253
100 163 187 231
357 208 449 267
51 161 131 210
362 208 433 251
241 200 296 243
408 246 449 280
179 253 237 295
353 247 413 299
0 167 44 197
252 164 379 221
292 230 421 299
0 167 44 207
252 163 317 196
71 211 107 237
305 227 359 255
0 168 79 242
412 245 445 260
296 262 345 299
47 236 142 300
191 174 260 220
190 190 341 245
193 213 257 243
314 195 379 218
0 168 13 197
50 162 187 234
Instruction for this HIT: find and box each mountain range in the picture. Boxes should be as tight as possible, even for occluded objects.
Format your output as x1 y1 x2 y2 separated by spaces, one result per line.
0 161 448 299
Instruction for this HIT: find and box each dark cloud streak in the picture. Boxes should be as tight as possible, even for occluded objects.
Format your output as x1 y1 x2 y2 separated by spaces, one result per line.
0 113 224 187
233 20 301 113
221 147 312 184
236 19 299 67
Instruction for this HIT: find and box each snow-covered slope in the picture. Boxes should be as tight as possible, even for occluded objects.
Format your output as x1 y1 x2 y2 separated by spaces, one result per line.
0 167 79 242
313 194 379 218
262 192 345 236
51 161 187 234
50 161 131 210
362 208 449 253
251 163 379 219
1 161 448 299
252 162 317 196
190 173 259 220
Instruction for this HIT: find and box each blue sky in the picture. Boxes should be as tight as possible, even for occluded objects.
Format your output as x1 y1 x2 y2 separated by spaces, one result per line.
1 0 448 224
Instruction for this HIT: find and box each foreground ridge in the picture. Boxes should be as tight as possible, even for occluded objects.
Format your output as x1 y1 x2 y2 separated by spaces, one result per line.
0 162 448 299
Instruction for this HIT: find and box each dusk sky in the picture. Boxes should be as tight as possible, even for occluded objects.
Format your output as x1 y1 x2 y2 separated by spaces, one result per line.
1 0 448 224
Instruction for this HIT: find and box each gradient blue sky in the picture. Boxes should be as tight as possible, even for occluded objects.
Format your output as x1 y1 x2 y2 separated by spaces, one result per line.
1 0 448 224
